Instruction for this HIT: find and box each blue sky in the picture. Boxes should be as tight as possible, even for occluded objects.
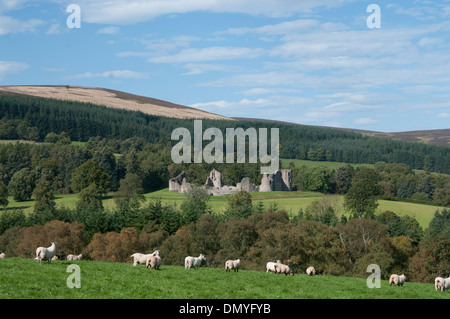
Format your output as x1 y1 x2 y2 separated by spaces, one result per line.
1 0 450 132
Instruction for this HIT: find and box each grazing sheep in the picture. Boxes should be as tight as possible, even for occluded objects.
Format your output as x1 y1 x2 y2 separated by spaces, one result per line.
266 260 282 273
35 242 59 264
67 254 82 261
389 274 406 286
435 277 444 291
0 252 5 259
51 256 58 261
439 277 450 292
225 259 241 272
275 263 294 276
306 266 316 276
185 254 206 270
130 250 160 266
146 255 162 270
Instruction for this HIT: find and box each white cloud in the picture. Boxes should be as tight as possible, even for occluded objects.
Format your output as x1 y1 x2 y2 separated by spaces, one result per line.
46 23 62 35
238 88 273 95
76 0 353 24
191 98 271 110
0 0 27 13
418 37 444 47
354 117 379 125
70 70 148 79
148 47 265 64
182 63 240 75
0 15 42 35
223 19 320 36
437 112 450 119
97 26 120 35
0 61 28 80
41 67 65 72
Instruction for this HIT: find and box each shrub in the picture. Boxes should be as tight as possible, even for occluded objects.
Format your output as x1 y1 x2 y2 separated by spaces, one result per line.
85 227 140 262
0 210 27 235
15 220 88 259
0 226 24 257
408 236 450 283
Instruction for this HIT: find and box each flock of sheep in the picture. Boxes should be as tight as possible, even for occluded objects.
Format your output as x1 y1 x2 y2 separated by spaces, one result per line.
1 242 449 293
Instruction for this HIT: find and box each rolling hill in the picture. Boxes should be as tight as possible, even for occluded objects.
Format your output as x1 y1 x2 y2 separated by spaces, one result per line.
0 85 448 147
233 117 450 147
0 85 229 120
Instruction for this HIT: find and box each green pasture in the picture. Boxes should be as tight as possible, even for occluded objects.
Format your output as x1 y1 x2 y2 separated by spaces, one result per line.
1 188 444 229
0 257 448 299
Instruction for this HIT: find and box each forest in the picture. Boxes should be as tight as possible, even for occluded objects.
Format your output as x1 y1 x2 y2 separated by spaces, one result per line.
0 94 448 174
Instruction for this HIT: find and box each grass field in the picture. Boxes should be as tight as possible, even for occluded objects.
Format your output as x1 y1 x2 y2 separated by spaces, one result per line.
0 257 448 299
2 188 444 229
280 158 375 170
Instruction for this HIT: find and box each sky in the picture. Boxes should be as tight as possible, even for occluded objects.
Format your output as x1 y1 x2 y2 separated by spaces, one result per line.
1 0 450 133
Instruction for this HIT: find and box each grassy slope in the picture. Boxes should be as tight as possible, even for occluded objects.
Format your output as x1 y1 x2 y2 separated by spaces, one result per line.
0 258 448 299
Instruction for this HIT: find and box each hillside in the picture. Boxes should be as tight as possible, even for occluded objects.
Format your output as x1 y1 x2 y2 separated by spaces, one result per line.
233 117 450 147
336 128 450 147
0 258 447 300
1 86 447 147
0 85 229 120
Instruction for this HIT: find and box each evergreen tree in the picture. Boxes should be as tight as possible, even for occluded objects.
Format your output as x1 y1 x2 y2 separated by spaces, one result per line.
33 178 56 213
180 186 212 225
224 190 253 220
71 159 112 195
0 181 8 207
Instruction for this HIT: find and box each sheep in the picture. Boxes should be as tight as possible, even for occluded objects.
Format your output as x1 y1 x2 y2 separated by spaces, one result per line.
389 274 406 286
35 242 59 264
306 266 316 276
438 277 450 292
51 256 58 261
275 263 294 276
130 250 160 266
266 260 282 273
185 254 206 270
0 252 5 259
435 277 444 291
146 255 162 270
67 254 82 261
225 259 240 272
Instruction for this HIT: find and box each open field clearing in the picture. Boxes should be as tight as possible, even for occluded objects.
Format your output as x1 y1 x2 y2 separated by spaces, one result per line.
0 257 448 299
1 189 444 229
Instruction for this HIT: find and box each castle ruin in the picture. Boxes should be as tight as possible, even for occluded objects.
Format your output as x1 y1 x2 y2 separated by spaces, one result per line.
169 168 292 196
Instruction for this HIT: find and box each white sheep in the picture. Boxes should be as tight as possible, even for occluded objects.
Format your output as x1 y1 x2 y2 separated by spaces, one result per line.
35 242 59 264
225 259 241 272
185 254 206 270
438 277 450 292
266 260 282 273
146 255 162 270
275 263 294 276
51 256 58 261
306 266 316 276
435 277 444 291
67 254 82 261
130 250 160 266
389 274 406 286
0 252 5 259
